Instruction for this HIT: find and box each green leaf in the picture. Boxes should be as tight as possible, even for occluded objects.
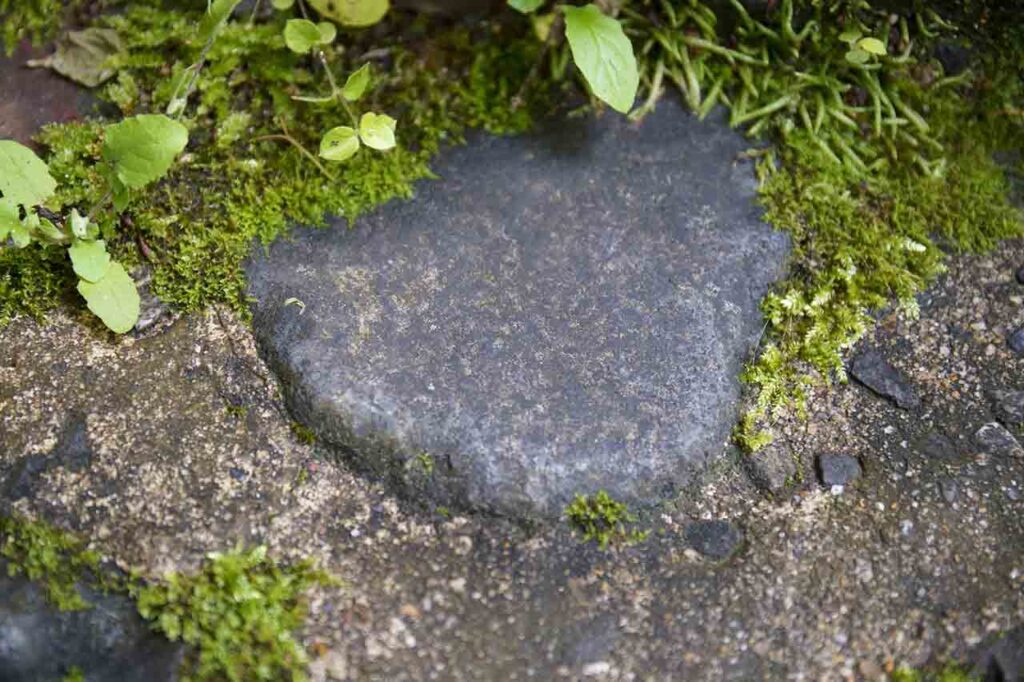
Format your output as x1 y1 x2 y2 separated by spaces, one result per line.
341 64 371 102
77 261 140 333
319 126 360 162
69 209 90 239
317 21 337 45
26 28 123 88
358 112 397 151
857 37 887 55
307 0 389 27
509 0 545 13
11 216 34 248
844 48 870 64
102 114 188 190
0 197 18 241
69 239 111 282
562 4 638 114
283 19 321 53
199 0 242 42
271 0 295 8
0 140 57 208
838 28 861 44
36 217 65 243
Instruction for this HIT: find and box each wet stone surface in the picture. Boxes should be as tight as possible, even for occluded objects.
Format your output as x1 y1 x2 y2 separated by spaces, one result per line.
246 101 790 519
0 574 183 682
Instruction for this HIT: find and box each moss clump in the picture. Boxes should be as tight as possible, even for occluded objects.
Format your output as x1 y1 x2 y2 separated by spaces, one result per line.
565 490 648 550
891 664 975 682
0 0 94 54
132 545 336 682
0 515 103 611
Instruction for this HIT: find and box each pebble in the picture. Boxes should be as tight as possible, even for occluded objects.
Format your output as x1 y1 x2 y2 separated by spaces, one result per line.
817 454 863 487
1016 266 1024 285
849 349 920 409
1009 325 1024 355
938 478 959 504
684 520 744 560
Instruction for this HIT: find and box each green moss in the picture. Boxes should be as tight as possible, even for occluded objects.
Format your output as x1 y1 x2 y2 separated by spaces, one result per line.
0 0 93 54
891 664 975 682
60 666 86 682
132 545 336 682
290 422 317 445
565 490 648 550
0 515 102 611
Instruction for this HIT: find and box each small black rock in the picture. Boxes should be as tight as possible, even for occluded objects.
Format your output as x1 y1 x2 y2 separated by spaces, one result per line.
849 349 920 409
817 454 862 487
684 520 743 560
1009 326 1024 355
973 625 1024 682
1016 266 1024 285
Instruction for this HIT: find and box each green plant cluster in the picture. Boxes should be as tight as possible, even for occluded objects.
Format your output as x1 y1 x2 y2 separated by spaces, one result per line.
565 490 648 549
0 0 93 54
619 0 1023 447
1 2 552 324
0 515 103 610
132 545 336 682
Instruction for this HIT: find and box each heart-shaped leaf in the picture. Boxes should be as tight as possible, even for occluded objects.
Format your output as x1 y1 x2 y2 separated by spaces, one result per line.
102 114 188 190
358 112 397 151
77 261 140 333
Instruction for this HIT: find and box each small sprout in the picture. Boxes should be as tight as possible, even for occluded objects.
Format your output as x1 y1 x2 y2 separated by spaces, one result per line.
341 64 371 102
283 296 307 313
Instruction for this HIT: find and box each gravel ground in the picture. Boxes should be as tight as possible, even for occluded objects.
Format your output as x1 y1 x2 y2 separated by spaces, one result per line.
1 237 1022 680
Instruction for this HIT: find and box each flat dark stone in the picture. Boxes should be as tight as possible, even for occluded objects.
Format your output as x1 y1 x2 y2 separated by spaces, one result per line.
247 101 790 518
816 454 862 488
684 520 744 560
849 349 920 409
0 574 183 682
973 625 1024 682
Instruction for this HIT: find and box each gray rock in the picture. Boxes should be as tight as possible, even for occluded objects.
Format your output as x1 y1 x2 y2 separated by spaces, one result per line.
973 625 1024 682
816 454 862 487
992 390 1024 427
247 102 790 518
742 441 798 496
0 574 183 682
684 520 744 560
973 422 1024 459
849 349 920 409
1009 326 1024 355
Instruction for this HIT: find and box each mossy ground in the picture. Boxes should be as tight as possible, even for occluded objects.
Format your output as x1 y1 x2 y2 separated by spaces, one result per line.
0 514 336 682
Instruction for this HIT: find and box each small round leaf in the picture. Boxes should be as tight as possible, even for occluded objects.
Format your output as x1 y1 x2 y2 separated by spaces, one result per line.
283 19 321 53
319 126 361 162
358 112 397 151
857 37 887 55
272 0 295 8
844 48 870 64
317 21 337 45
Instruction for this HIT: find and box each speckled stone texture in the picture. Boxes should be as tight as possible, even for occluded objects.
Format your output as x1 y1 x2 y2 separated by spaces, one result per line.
247 101 790 518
